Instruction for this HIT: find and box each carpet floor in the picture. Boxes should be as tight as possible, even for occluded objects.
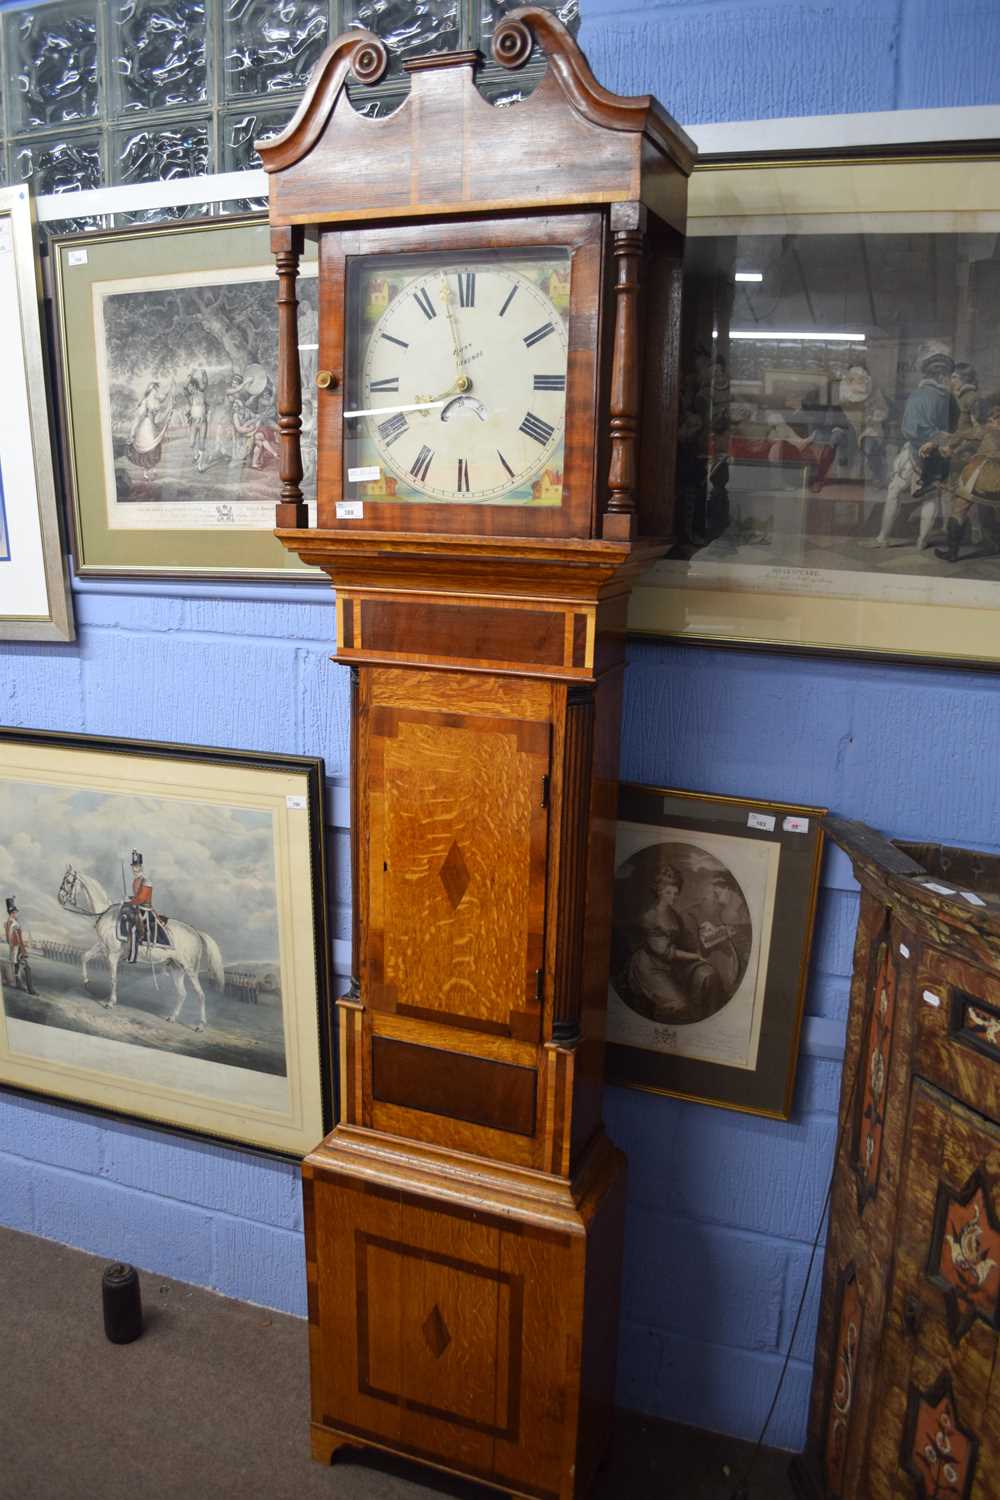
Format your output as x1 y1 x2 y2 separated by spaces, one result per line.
0 1225 796 1500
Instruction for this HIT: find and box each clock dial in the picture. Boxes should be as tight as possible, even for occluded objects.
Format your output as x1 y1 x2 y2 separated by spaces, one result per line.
344 251 570 507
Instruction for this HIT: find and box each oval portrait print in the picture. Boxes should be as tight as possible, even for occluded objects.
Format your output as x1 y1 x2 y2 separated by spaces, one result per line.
611 841 753 1026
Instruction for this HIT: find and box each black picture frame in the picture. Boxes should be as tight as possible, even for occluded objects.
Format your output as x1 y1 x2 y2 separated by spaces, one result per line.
605 782 825 1119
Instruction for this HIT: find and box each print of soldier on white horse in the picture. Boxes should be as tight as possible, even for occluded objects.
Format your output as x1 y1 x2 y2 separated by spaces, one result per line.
57 849 225 1030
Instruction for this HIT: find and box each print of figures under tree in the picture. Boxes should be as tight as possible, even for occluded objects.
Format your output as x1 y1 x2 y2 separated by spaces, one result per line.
0 777 287 1081
95 265 318 529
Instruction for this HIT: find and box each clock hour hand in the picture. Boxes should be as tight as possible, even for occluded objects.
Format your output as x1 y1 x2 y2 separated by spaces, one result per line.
414 373 472 412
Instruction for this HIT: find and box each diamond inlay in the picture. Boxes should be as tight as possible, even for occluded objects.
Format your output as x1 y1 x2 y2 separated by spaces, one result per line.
439 840 471 910
422 1303 451 1359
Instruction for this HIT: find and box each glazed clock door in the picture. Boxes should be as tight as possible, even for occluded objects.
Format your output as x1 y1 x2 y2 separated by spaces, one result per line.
316 213 603 538
868 1079 1000 1499
363 668 551 1045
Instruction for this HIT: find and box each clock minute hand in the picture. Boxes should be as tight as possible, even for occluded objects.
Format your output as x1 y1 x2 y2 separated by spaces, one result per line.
343 398 447 419
439 274 469 388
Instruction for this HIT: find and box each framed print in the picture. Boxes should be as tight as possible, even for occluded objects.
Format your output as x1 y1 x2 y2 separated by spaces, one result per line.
606 784 825 1119
0 728 332 1157
0 185 74 640
53 214 320 578
630 148 1000 666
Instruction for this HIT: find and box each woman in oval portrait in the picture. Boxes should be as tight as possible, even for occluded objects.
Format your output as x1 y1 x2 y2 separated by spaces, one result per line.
611 843 753 1026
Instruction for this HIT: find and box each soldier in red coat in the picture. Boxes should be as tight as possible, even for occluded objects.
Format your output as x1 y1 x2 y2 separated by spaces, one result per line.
122 851 154 962
5 896 38 995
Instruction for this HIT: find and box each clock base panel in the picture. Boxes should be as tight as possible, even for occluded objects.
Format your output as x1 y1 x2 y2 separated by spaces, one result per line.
303 1124 626 1500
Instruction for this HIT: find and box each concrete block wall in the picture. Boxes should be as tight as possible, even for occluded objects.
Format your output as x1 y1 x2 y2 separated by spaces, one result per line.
2 0 999 1453
0 579 349 1318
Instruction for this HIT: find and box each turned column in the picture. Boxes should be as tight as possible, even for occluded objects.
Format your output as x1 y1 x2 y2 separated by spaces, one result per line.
604 200 646 540
272 224 306 529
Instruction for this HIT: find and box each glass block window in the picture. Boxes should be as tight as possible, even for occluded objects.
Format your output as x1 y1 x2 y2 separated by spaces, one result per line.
0 0 580 212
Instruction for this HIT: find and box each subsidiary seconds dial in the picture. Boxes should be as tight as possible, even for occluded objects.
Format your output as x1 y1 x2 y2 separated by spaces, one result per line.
360 262 569 504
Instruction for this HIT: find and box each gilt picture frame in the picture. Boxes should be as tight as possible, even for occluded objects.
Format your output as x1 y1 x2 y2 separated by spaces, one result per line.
606 784 825 1119
52 214 320 579
630 147 1000 666
0 727 332 1158
0 185 74 641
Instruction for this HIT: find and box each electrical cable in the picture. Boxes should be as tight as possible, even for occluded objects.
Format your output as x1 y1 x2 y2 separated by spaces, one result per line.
726 925 885 1500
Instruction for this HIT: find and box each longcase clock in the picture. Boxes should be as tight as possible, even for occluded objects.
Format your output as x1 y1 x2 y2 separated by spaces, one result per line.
258 11 694 1497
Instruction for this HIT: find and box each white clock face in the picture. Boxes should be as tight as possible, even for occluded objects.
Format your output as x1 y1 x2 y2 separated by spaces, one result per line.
345 252 570 507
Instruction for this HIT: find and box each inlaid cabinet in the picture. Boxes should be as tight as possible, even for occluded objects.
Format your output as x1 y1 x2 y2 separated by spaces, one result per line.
795 820 1000 1500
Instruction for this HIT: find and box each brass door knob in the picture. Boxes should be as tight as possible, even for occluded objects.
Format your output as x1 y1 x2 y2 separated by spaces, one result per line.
316 370 337 389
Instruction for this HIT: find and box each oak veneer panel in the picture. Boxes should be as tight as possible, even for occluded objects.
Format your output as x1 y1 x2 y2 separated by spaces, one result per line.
367 704 549 1037
358 1232 519 1439
310 1168 405 1448
370 1098 541 1169
370 666 551 722
360 599 566 669
304 1154 618 1500
372 1036 537 1137
372 1009 539 1068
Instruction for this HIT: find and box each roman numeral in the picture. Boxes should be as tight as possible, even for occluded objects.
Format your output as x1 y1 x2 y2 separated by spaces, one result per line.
498 284 519 318
377 412 408 447
413 286 436 320
457 272 476 308
369 377 399 392
497 450 515 479
381 332 408 349
533 374 565 391
410 444 434 482
457 458 470 493
519 411 554 446
524 322 555 348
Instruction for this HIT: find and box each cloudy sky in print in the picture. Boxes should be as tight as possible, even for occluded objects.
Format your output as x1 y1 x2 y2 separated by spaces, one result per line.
0 777 279 964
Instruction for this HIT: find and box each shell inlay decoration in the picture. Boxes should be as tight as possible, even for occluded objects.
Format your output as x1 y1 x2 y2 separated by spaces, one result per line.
928 1168 1000 1342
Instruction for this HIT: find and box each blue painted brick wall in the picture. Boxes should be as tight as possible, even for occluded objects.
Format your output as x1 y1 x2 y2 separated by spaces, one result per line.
2 0 998 1454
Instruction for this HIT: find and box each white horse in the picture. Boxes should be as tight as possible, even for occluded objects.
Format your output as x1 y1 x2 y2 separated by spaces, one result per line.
58 866 225 1030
